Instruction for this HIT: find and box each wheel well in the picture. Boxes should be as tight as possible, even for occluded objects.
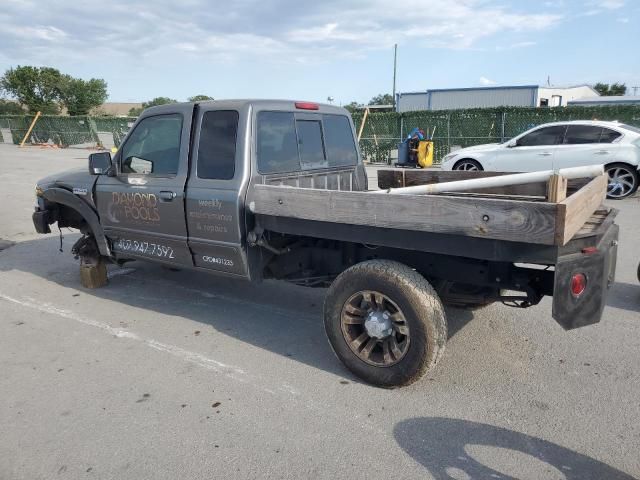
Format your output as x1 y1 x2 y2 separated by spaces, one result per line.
604 161 639 172
453 158 482 170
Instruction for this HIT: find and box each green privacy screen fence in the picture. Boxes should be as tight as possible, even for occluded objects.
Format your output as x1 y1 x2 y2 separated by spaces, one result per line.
353 105 640 163
1 105 639 163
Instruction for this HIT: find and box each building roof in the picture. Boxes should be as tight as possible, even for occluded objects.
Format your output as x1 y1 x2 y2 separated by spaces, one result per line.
568 96 640 105
398 84 598 95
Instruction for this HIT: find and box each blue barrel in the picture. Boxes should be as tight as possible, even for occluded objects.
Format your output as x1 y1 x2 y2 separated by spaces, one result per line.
397 142 409 165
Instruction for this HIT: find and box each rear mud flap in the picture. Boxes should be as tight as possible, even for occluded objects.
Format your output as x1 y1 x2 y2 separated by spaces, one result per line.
552 224 618 330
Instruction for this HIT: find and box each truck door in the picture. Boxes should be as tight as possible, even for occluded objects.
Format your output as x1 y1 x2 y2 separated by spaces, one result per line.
185 105 250 278
94 104 193 266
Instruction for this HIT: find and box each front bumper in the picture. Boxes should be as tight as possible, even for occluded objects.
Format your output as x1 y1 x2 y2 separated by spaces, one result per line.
32 208 51 234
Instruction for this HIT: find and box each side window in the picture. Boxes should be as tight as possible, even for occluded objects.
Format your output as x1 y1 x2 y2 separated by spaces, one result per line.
197 110 238 180
517 126 566 147
564 125 603 145
121 114 182 176
600 128 622 143
323 115 358 167
257 112 300 174
296 120 326 169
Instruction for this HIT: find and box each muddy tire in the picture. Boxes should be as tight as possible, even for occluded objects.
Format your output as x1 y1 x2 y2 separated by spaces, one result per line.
324 260 447 388
79 256 108 289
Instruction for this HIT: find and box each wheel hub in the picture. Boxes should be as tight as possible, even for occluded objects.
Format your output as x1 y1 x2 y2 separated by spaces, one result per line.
364 310 393 339
340 290 410 367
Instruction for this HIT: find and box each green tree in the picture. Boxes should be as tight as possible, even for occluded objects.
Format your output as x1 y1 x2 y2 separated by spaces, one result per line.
188 94 214 102
594 82 627 96
368 93 394 105
0 98 24 114
128 96 178 116
0 66 64 113
343 101 363 113
59 76 108 116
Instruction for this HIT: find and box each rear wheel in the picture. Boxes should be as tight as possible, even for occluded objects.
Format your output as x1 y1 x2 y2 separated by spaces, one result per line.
453 159 483 171
605 163 638 199
324 260 447 388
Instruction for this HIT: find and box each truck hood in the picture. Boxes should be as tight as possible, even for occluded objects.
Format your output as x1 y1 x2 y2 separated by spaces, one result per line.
37 167 98 208
37 167 97 191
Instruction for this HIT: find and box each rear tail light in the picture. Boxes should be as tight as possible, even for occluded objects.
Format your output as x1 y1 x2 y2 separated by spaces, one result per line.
570 273 587 297
295 101 319 110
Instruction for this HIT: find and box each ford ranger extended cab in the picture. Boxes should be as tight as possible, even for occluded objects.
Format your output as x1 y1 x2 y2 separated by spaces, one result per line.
32 100 618 387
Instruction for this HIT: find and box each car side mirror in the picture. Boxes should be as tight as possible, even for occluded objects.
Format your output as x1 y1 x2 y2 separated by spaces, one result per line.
88 152 113 175
507 140 517 148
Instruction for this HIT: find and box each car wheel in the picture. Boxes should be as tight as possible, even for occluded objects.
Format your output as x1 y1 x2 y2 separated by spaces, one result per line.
605 163 639 199
453 159 483 171
324 260 447 388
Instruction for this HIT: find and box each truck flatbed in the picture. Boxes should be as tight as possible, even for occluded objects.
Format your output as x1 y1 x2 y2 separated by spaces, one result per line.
250 170 608 247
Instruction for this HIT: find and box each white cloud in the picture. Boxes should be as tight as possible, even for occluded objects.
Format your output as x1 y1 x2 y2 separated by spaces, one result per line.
0 0 563 68
582 0 625 15
479 76 497 86
601 0 625 9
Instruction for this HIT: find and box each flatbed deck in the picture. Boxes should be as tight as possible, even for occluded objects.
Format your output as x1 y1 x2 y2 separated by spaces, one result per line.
250 170 608 248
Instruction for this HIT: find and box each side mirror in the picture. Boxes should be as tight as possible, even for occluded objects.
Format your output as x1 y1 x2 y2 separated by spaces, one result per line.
507 140 517 148
88 152 112 175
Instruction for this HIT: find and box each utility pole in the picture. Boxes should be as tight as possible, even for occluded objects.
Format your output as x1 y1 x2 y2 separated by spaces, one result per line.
632 86 639 96
392 44 397 109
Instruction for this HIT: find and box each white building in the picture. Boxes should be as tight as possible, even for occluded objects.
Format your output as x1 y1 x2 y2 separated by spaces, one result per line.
396 85 600 112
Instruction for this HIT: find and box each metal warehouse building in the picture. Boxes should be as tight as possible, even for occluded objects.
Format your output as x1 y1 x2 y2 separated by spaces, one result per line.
396 85 599 112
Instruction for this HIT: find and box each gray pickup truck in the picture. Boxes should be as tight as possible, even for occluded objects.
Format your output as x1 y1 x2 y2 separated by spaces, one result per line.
32 100 619 387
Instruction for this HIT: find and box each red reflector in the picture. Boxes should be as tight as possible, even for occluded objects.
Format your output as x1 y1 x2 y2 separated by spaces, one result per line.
570 273 587 297
581 246 598 255
295 101 319 110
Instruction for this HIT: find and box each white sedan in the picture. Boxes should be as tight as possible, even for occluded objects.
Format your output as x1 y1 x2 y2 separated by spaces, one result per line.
440 120 640 199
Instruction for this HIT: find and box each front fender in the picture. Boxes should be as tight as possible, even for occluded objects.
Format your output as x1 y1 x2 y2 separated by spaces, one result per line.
42 188 111 256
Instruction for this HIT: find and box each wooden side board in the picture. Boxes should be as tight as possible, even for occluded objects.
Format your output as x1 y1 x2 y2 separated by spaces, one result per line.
376 169 588 199
251 184 560 245
555 175 608 245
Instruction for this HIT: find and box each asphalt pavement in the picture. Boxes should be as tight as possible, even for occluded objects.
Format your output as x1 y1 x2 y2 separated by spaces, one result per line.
1 144 639 479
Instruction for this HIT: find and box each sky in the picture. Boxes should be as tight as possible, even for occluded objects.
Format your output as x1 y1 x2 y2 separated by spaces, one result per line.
0 0 638 105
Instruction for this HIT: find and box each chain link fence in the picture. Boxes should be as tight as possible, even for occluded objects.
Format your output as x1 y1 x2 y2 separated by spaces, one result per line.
0 114 135 149
353 105 640 164
2 105 640 162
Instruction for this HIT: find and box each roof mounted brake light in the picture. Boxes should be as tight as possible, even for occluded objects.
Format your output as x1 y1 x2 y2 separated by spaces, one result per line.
295 102 319 110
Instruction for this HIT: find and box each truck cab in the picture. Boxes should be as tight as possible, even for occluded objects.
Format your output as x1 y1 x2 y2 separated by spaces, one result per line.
35 100 366 280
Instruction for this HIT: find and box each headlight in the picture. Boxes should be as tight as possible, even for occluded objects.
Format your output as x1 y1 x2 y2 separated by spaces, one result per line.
442 153 457 163
35 185 44 197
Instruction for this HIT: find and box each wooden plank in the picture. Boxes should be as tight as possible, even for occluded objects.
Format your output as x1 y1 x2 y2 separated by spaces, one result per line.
555 174 607 245
251 184 559 245
377 170 405 189
377 169 548 197
547 174 567 203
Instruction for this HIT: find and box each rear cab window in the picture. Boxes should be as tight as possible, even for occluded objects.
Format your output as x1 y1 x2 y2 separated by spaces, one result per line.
197 110 239 180
257 111 358 174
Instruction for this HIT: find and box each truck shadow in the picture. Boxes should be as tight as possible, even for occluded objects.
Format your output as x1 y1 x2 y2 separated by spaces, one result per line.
394 417 636 480
1 236 477 382
606 282 640 313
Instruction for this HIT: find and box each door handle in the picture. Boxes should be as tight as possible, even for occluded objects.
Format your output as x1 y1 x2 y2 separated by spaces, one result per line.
595 150 610 155
537 152 552 156
159 191 176 202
